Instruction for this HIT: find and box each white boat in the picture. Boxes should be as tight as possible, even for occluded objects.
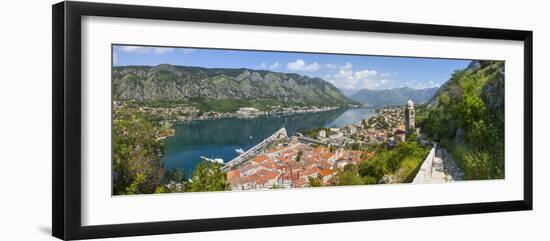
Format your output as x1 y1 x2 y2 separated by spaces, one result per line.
235 148 245 154
200 156 224 164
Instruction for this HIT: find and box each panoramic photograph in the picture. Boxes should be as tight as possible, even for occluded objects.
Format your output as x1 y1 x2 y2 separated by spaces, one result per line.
111 45 505 195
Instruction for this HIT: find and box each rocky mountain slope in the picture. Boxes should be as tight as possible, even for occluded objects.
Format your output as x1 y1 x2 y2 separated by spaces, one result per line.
112 64 355 106
349 87 439 108
426 60 504 113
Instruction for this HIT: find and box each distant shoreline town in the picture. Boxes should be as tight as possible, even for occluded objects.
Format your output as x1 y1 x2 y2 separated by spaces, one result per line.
113 100 345 123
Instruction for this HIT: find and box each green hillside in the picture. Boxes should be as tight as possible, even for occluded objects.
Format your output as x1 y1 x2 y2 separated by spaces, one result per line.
418 60 505 180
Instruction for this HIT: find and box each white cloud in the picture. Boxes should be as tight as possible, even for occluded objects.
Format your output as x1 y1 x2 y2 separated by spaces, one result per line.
259 62 280 70
326 62 392 90
270 62 280 69
403 80 441 89
118 46 148 53
325 63 338 69
118 46 175 54
323 62 443 91
338 62 354 78
153 47 175 54
354 69 377 79
179 48 195 55
287 59 321 72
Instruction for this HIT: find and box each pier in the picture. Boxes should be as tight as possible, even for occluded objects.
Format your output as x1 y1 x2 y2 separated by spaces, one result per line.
222 127 288 171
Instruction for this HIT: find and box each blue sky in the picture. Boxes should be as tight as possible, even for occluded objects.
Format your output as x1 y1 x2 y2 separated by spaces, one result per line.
113 45 470 92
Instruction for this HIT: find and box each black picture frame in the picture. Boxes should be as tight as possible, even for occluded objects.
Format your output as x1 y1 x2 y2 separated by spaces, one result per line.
52 1 533 240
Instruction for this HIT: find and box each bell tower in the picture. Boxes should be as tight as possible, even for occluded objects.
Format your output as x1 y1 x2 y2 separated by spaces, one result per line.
405 99 415 134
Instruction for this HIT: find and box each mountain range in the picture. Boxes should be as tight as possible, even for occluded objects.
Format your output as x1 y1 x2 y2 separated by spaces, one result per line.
349 87 439 108
112 64 355 106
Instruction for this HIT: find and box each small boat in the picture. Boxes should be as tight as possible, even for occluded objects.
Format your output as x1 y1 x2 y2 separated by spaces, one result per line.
200 156 224 164
249 136 253 139
235 148 245 154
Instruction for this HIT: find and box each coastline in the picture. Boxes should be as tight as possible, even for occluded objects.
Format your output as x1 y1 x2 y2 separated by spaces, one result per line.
121 102 349 124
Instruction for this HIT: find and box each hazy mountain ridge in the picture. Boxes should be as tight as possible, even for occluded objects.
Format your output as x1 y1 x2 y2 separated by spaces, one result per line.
112 64 355 106
349 87 439 108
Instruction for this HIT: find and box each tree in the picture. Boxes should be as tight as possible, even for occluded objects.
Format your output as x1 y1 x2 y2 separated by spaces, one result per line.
163 168 190 193
336 164 365 186
189 161 230 192
112 107 165 195
308 176 323 187
358 158 387 181
357 140 429 183
164 168 187 184
296 151 303 162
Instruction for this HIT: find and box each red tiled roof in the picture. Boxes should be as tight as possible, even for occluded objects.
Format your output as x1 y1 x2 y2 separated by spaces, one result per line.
319 169 333 177
394 129 406 135
278 156 290 163
321 152 334 159
241 169 280 186
253 155 268 163
239 163 257 173
294 178 307 187
227 169 241 185
302 166 321 176
313 146 328 154
260 160 277 170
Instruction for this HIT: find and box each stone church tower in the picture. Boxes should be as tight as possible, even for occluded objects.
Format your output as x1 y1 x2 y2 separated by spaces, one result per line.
405 99 415 134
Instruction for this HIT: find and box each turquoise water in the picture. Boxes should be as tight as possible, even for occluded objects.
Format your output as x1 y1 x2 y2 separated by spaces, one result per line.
162 108 375 176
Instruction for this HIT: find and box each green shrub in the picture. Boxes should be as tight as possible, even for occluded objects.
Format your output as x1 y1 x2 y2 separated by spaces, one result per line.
356 140 429 183
463 150 491 180
189 161 230 192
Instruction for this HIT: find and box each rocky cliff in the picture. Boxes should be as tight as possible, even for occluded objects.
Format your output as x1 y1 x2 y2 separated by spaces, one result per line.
112 64 355 106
